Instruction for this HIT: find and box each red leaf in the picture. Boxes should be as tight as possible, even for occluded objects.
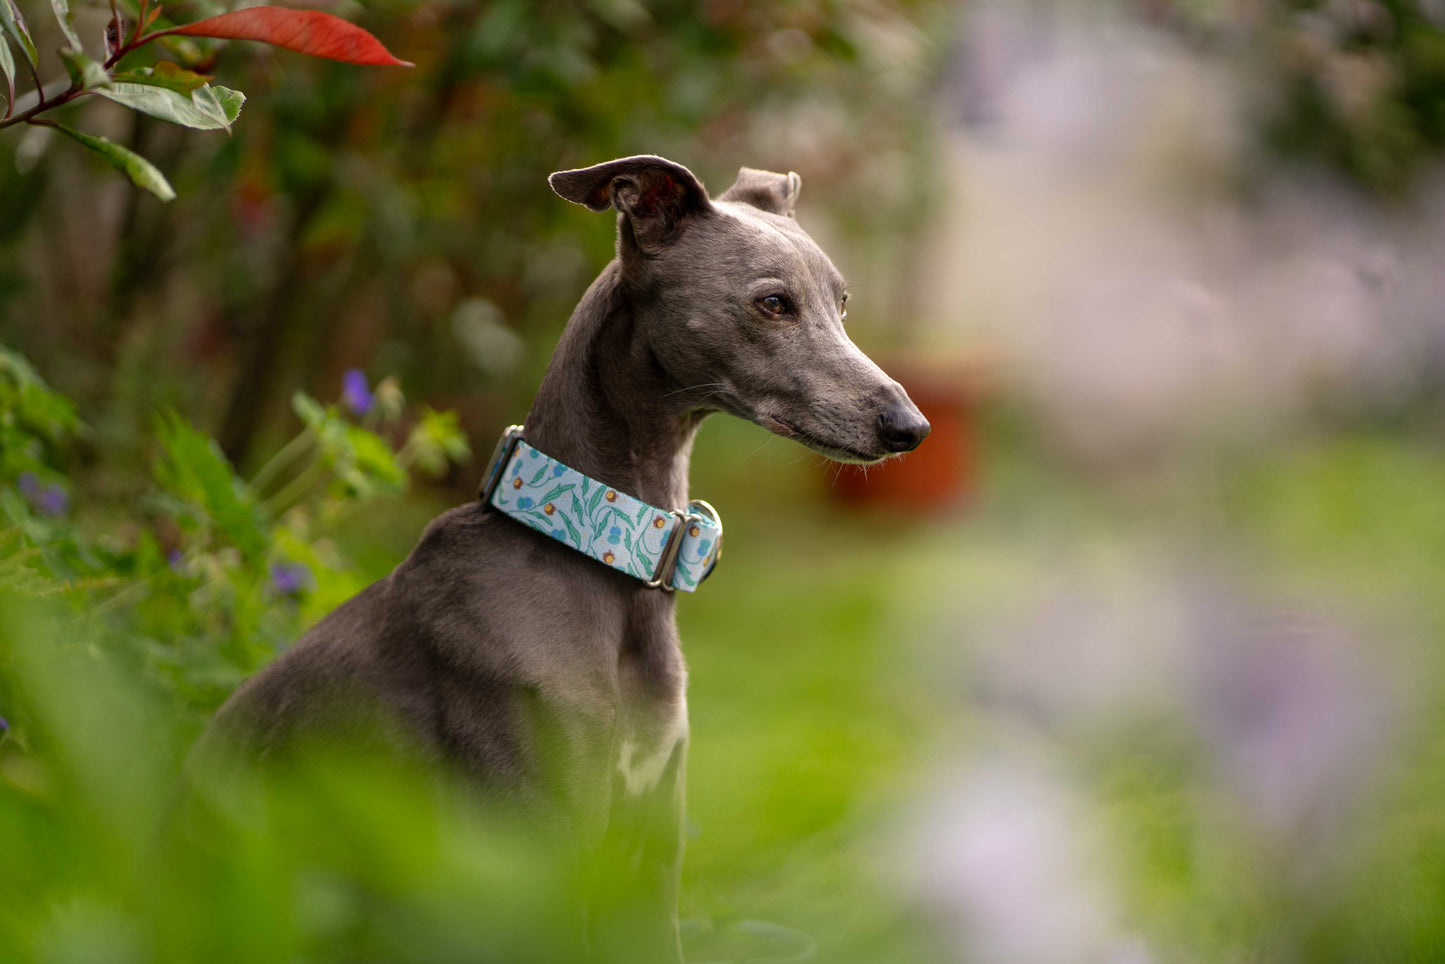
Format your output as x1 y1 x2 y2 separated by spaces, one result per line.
165 7 411 66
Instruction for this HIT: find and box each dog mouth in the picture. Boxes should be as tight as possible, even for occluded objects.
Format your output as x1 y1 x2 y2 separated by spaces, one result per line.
757 414 887 464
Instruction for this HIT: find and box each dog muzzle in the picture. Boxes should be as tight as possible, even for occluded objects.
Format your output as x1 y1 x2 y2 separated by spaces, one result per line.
478 425 722 592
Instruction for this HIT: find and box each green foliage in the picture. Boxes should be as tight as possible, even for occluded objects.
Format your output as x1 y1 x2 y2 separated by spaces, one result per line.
0 347 469 723
0 27 13 103
1 0 40 72
0 345 80 480
58 45 107 90
0 589 604 963
47 0 80 51
97 81 245 132
153 411 269 562
401 407 474 480
0 1 405 197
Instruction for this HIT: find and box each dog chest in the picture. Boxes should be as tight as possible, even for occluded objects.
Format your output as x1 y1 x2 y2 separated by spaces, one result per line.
614 697 688 797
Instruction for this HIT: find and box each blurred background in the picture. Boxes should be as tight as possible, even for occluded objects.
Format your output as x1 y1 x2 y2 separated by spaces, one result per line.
4 0 1445 961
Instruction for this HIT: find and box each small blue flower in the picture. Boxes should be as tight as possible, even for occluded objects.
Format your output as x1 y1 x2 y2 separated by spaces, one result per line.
608 526 622 544
37 485 68 517
341 369 373 417
696 539 712 557
270 561 313 597
550 528 566 541
552 464 566 477
15 473 69 517
516 496 535 509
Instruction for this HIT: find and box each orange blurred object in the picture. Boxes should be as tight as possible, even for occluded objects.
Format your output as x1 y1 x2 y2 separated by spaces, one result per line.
827 350 989 512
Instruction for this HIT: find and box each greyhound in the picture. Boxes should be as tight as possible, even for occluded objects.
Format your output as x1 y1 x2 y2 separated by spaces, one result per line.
197 155 929 961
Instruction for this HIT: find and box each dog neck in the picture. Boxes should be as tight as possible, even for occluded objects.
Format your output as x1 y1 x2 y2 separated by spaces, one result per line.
523 260 706 513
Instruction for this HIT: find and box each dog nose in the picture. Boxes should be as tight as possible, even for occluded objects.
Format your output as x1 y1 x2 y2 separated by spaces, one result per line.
877 403 930 453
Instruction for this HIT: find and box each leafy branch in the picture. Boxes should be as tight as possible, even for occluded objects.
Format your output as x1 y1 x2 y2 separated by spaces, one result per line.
0 1 410 200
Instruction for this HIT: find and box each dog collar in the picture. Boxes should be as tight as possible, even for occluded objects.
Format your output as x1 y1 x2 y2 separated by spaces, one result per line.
478 426 722 592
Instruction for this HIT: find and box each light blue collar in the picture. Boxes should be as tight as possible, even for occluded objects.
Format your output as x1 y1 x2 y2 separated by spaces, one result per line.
479 426 722 592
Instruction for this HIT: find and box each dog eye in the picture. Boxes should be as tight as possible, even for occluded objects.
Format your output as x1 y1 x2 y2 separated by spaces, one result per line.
758 295 789 316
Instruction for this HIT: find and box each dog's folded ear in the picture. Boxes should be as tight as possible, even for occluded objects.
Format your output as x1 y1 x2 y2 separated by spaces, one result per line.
719 167 802 218
549 155 711 251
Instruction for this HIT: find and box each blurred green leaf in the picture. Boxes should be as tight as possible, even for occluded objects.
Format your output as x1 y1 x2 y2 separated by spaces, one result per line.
153 411 268 561
156 34 205 64
52 124 175 201
0 32 14 108
339 424 405 496
292 391 329 432
111 62 213 94
0 0 38 70
400 408 472 479
0 344 81 481
48 0 81 51
58 46 107 90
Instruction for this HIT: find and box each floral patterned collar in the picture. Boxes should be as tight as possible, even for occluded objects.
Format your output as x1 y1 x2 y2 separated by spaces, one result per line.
479 426 722 592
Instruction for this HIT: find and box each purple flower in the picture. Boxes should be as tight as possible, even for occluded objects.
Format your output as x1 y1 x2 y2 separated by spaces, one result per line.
167 549 185 572
341 369 373 417
270 561 313 597
17 473 69 517
0 717 8 734
35 485 69 517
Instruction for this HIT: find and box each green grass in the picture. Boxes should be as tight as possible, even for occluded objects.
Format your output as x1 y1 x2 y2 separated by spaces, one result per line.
9 412 1445 963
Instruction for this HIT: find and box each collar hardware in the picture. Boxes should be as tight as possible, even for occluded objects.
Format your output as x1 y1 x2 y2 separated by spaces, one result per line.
479 425 722 593
478 424 526 505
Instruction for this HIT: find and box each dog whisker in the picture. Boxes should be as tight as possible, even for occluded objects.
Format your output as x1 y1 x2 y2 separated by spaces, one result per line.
660 381 729 400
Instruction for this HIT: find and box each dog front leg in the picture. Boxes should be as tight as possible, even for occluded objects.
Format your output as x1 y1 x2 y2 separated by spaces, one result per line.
503 686 621 961
586 736 687 964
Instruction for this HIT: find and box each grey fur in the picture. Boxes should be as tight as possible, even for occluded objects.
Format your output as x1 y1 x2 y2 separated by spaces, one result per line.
195 156 928 961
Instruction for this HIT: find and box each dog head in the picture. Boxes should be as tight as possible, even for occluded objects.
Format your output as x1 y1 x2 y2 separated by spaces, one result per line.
549 155 928 462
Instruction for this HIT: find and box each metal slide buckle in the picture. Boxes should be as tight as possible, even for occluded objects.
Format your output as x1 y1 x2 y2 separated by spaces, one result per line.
478 424 525 504
644 508 689 592
645 500 724 592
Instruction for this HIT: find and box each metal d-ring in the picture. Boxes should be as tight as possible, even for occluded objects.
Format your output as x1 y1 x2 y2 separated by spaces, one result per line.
685 499 723 579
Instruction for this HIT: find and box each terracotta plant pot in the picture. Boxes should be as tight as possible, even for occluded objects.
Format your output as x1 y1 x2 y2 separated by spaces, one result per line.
827 349 988 512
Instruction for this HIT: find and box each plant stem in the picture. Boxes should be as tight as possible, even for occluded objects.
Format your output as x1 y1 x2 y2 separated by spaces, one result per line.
0 88 83 130
260 460 328 519
249 427 316 496
0 25 172 131
128 0 148 47
106 0 121 60
92 572 155 616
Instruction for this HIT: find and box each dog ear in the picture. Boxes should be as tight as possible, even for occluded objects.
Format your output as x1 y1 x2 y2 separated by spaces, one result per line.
549 155 711 251
718 167 801 218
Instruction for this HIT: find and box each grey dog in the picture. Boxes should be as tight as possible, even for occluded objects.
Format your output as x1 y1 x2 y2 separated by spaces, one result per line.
198 155 929 961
